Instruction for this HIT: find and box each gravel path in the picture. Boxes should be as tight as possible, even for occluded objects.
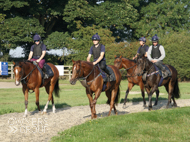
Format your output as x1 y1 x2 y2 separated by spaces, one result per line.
0 99 190 142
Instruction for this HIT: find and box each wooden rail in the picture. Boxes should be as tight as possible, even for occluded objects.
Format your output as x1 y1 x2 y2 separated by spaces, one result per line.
8 64 72 80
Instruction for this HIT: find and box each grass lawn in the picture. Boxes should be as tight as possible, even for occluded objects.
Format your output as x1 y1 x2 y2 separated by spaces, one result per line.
51 106 190 142
0 80 190 115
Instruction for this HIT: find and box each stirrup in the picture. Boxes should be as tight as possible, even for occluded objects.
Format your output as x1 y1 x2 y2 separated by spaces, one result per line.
44 74 49 79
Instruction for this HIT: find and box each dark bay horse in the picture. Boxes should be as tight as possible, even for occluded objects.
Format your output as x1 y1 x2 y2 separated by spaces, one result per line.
13 61 60 117
114 56 160 107
136 56 180 110
70 60 121 119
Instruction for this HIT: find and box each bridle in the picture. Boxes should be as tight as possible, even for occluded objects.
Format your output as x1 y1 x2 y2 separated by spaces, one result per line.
74 61 101 83
116 57 138 77
14 62 37 84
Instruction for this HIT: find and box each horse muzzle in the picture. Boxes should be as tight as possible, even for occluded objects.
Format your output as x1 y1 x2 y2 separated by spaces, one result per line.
70 78 77 85
15 80 20 86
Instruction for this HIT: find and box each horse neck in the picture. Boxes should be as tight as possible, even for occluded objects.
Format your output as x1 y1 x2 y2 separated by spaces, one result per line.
122 58 136 72
145 59 155 72
81 61 100 80
20 62 34 75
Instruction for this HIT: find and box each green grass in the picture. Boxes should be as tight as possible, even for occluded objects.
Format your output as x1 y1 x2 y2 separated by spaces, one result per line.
0 80 190 115
51 107 190 142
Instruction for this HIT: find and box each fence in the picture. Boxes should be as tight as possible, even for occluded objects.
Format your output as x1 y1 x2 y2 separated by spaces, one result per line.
8 64 72 80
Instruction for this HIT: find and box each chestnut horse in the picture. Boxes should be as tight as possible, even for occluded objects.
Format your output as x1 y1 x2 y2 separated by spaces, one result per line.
136 56 180 110
70 60 121 119
114 56 160 107
13 61 60 117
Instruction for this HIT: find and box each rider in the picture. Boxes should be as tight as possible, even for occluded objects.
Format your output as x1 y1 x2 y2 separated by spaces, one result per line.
133 37 149 60
87 33 115 82
147 34 170 79
28 34 48 79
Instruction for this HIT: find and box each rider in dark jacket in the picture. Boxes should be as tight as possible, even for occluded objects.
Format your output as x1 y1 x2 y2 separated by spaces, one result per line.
147 34 170 79
133 37 149 60
87 33 115 82
28 34 48 79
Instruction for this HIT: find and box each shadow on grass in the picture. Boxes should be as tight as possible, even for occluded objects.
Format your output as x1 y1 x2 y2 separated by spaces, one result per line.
30 102 71 115
120 96 168 104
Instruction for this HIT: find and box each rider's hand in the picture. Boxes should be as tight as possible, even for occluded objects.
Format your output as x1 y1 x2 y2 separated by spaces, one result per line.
36 59 40 63
93 62 96 65
151 60 157 63
133 57 135 60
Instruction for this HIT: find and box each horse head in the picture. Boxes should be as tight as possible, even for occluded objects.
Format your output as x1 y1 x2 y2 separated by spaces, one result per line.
136 55 147 76
13 61 24 86
114 55 123 69
70 60 84 85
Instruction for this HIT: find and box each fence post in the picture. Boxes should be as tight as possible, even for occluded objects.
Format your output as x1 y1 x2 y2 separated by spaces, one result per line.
11 64 14 79
69 66 71 80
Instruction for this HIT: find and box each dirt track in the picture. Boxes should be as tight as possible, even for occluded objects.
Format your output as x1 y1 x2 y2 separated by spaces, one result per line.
0 98 190 142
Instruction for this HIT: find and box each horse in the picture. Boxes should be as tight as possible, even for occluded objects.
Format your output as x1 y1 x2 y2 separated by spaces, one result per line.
136 56 180 110
70 60 121 119
114 55 160 107
13 61 60 117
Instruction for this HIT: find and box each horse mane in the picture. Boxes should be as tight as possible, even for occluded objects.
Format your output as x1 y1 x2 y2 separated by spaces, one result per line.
13 60 33 68
116 57 136 63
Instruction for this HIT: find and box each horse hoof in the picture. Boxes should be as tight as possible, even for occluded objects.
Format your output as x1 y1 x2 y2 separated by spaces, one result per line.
42 111 47 115
143 104 147 107
23 114 27 117
148 107 152 111
123 104 127 109
153 104 157 106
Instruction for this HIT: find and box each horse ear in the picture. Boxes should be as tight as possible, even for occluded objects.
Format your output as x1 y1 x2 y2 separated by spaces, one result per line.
119 55 122 58
114 55 117 58
13 61 15 65
72 59 75 64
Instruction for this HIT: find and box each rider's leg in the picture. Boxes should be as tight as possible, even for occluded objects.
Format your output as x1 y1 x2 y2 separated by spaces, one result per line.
155 61 169 78
40 59 49 79
99 60 115 81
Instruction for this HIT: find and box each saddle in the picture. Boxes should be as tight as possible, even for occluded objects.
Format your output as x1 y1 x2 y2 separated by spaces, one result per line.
143 64 172 87
33 62 54 86
97 65 116 91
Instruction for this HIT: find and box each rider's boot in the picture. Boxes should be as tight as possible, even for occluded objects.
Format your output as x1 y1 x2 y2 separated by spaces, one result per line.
105 66 116 82
162 69 169 79
42 67 49 79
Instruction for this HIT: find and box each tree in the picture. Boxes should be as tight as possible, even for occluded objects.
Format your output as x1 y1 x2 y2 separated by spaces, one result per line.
133 0 190 38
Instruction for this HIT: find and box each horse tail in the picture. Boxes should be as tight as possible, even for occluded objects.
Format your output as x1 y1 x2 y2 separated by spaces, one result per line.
53 79 60 97
115 86 120 105
173 78 180 99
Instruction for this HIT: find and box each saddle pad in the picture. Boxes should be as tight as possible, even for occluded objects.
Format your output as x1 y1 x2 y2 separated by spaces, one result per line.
154 64 171 87
154 64 171 77
43 63 54 77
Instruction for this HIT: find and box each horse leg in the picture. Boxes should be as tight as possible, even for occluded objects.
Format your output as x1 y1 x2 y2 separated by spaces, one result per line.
108 88 118 116
34 88 41 112
145 87 155 110
92 89 102 118
139 82 146 107
123 82 134 107
154 89 159 106
22 86 28 117
86 89 94 119
43 84 54 114
45 84 56 113
167 81 176 108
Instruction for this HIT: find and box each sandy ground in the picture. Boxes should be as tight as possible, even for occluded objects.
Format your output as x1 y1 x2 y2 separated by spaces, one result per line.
0 99 190 142
0 82 188 142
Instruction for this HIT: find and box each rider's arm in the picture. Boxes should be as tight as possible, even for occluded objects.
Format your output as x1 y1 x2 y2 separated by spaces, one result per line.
87 54 92 62
147 46 153 61
38 51 46 61
28 51 33 60
93 52 104 65
156 45 165 61
144 52 147 57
